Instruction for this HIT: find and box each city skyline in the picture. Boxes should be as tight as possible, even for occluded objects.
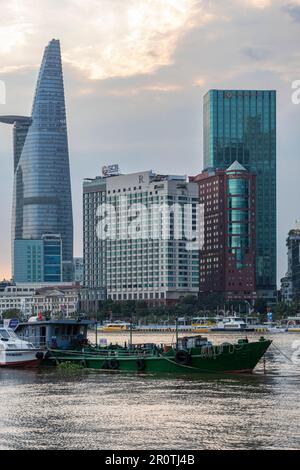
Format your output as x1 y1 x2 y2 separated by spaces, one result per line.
0 1 300 285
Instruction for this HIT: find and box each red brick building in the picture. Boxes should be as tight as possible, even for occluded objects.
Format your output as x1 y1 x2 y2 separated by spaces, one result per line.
192 161 256 301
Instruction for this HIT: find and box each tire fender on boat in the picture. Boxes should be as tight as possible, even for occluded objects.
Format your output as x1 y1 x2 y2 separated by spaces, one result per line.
175 350 191 365
136 358 146 371
109 359 120 370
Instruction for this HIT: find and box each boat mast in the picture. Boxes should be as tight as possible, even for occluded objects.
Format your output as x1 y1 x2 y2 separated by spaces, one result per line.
175 317 179 349
129 311 133 349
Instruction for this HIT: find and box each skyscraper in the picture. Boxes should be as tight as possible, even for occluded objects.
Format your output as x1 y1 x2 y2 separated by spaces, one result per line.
192 161 256 301
104 171 199 304
81 176 107 312
203 90 276 301
282 225 300 301
0 39 73 281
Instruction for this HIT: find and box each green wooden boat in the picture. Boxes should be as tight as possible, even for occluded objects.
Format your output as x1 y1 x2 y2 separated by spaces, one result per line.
44 335 272 374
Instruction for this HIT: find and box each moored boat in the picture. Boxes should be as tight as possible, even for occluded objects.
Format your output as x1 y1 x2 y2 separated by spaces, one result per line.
45 335 272 374
99 321 131 332
211 317 255 332
0 326 43 367
287 317 300 333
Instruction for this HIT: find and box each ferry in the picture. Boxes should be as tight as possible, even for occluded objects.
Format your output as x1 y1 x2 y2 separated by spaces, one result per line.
0 326 43 367
211 316 255 332
287 317 300 333
191 317 215 333
99 321 131 332
265 323 287 334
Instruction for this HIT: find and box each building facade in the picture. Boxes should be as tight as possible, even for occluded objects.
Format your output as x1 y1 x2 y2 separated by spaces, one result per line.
73 257 84 284
0 286 36 317
192 161 256 301
284 227 300 301
280 274 293 304
104 171 200 304
0 39 73 282
32 287 79 317
203 90 276 301
14 234 62 284
82 177 107 312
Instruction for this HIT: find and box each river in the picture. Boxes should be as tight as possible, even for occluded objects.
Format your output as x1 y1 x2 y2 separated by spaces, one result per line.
0 332 300 450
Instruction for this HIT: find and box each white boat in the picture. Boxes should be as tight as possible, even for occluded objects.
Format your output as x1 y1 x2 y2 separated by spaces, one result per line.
287 317 300 333
211 317 255 332
264 323 287 334
0 326 43 367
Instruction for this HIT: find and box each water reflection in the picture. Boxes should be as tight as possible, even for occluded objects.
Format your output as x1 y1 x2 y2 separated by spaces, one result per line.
0 333 300 449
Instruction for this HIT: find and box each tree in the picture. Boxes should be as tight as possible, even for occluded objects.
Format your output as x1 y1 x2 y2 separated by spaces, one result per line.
2 309 22 320
254 298 268 315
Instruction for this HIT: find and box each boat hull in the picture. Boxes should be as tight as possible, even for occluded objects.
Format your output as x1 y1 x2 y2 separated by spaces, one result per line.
47 339 271 374
0 350 40 368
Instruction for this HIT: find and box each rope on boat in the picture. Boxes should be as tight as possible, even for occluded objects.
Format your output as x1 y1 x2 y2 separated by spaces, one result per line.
271 341 294 364
159 354 199 370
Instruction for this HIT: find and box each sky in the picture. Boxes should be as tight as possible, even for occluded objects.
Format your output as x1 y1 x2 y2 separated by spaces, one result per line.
0 0 299 285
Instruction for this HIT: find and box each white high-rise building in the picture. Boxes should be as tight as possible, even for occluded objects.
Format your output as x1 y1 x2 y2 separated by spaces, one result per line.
82 176 107 312
103 171 200 304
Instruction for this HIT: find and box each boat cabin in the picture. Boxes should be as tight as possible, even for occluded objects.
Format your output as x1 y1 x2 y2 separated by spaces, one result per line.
177 336 211 350
15 319 91 350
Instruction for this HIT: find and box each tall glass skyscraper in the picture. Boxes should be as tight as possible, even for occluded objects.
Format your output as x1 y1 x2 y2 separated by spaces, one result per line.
0 39 73 282
203 90 276 298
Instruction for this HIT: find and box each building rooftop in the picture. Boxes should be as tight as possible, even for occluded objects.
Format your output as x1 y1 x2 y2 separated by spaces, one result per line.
226 160 247 172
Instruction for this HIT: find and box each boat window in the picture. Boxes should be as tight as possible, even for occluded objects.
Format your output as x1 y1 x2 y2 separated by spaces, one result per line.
7 329 18 339
0 329 10 339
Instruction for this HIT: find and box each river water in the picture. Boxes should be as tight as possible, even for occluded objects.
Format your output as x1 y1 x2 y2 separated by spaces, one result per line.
1 332 300 450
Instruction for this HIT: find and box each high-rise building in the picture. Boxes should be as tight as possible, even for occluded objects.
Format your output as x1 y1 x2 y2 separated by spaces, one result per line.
192 161 256 301
14 234 62 284
73 258 84 284
82 170 200 308
203 90 276 301
0 39 73 282
283 226 300 301
104 171 199 304
82 176 107 312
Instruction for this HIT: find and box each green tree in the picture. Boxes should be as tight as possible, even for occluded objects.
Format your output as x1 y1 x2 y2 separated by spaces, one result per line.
2 309 22 320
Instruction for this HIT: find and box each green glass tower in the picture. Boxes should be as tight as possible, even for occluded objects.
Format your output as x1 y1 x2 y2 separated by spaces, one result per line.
203 90 276 299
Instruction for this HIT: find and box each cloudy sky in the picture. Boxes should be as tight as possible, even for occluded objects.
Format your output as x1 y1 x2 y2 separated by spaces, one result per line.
0 0 299 284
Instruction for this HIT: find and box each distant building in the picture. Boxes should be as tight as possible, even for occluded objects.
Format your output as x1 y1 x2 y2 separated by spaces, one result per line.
203 90 277 302
14 234 62 284
283 226 300 301
0 284 80 318
104 171 199 304
0 285 36 317
280 274 293 304
192 161 256 302
0 39 73 282
73 257 84 284
0 280 11 292
82 176 107 312
32 287 80 317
